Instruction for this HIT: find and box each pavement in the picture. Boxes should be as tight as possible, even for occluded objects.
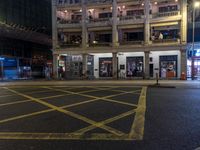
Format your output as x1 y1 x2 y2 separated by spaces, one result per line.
0 79 200 88
0 81 200 150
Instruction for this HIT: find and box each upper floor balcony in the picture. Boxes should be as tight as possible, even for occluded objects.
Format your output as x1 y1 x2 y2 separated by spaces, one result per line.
151 2 181 21
56 0 81 7
58 42 81 48
87 17 112 27
150 26 181 45
57 19 81 28
151 11 181 22
118 15 144 25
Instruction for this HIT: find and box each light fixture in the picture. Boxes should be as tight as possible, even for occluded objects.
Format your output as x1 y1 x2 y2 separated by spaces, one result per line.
175 0 178 2
194 1 200 8
122 5 125 9
154 1 157 5
110 6 112 10
79 9 82 12
64 10 68 13
141 3 144 6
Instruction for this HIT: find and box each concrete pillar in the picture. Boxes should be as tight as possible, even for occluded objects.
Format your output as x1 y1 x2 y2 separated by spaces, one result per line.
52 0 58 49
144 0 150 45
180 0 187 44
81 0 88 48
52 0 58 79
180 49 187 79
82 53 88 77
144 51 150 79
53 54 59 79
112 0 119 47
112 52 118 79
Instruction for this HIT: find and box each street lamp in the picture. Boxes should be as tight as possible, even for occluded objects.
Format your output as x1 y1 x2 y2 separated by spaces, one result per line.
192 1 200 57
192 1 200 80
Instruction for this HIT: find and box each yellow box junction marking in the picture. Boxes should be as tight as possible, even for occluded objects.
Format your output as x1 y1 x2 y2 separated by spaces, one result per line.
3 87 125 136
0 86 147 141
129 86 147 140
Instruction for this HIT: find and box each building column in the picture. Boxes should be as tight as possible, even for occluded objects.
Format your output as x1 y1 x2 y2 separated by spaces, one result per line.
144 51 150 79
52 0 58 49
81 0 88 48
112 0 119 47
180 49 187 79
144 0 150 45
82 53 88 77
112 52 118 79
53 54 59 79
180 0 187 44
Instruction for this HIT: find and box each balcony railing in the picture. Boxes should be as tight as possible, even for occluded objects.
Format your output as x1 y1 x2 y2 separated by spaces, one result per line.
57 19 81 24
152 38 179 44
86 0 112 5
119 15 144 21
120 40 143 45
89 18 111 23
57 0 81 5
152 11 180 18
58 42 81 48
89 42 112 47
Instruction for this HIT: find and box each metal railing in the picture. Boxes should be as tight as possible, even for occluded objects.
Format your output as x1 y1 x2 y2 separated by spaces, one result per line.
89 42 112 47
88 18 111 23
86 0 112 4
152 38 179 43
119 15 143 21
152 11 180 18
57 19 81 24
58 42 81 48
120 40 143 45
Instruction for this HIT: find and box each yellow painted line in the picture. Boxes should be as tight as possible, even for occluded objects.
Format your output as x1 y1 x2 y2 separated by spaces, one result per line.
0 99 99 124
75 110 136 135
0 94 15 98
4 87 123 136
0 132 131 140
128 86 147 140
102 98 138 107
25 90 53 94
0 99 32 107
40 94 68 100
0 109 54 124
44 87 139 105
40 88 113 100
91 87 142 95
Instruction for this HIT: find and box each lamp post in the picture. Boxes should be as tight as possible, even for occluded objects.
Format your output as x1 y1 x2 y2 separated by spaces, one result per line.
192 1 200 80
192 1 200 57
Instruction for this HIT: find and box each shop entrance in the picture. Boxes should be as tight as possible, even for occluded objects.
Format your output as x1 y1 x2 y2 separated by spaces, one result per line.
191 57 200 80
99 57 113 77
149 64 154 78
159 55 177 79
126 56 144 78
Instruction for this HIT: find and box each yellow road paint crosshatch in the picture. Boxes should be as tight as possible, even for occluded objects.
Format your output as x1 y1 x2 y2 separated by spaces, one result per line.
0 86 147 141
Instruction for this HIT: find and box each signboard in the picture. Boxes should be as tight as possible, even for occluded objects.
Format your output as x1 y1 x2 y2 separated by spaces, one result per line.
4 58 17 67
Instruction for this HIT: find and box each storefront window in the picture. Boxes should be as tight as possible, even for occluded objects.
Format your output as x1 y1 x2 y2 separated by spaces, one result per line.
126 57 143 77
99 58 112 77
160 55 177 78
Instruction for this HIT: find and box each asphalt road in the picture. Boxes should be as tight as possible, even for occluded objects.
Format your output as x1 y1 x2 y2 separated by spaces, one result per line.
0 85 200 150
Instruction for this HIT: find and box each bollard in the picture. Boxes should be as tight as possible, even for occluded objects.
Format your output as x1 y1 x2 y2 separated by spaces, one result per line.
156 72 159 85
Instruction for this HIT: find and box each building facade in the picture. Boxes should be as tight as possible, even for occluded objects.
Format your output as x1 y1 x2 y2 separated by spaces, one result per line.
52 0 187 79
187 0 200 80
0 0 52 79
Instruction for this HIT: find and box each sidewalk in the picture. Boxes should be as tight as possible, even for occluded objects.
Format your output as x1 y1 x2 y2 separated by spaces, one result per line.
0 79 200 88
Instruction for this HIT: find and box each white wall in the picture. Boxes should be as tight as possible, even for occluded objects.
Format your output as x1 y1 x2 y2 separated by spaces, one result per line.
90 50 181 79
150 50 181 78
92 53 112 78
